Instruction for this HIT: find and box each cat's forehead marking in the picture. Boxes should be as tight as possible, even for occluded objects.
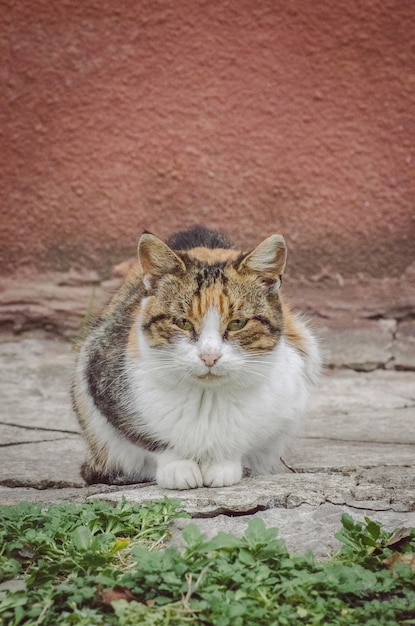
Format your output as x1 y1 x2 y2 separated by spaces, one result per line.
194 263 227 294
192 283 231 320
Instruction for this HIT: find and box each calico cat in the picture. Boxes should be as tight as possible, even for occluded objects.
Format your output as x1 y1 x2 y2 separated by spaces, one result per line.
72 226 321 490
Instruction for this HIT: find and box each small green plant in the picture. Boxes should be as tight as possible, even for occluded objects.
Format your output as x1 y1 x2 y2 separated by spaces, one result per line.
0 501 414 626
335 513 395 563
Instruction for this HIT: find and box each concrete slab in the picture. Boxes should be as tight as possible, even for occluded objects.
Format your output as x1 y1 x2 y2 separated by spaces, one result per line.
169 504 415 559
317 319 394 371
90 474 355 514
303 407 415 444
311 369 415 413
0 438 85 488
393 319 415 370
90 470 415 514
0 484 131 506
0 338 78 432
1 424 77 445
356 465 415 489
287 439 415 471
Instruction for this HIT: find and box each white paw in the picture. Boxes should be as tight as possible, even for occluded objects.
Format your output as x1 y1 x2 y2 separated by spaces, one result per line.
201 460 242 488
156 460 203 490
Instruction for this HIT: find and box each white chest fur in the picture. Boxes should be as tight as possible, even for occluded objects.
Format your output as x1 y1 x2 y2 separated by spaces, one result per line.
126 333 312 465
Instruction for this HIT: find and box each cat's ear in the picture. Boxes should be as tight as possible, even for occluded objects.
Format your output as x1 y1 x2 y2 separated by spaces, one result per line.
138 233 186 290
238 234 287 289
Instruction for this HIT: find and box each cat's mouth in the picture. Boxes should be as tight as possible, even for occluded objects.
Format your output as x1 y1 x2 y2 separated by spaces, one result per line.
197 372 223 382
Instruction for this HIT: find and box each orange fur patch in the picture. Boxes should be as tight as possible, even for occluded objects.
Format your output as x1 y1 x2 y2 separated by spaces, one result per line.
281 299 307 354
192 284 231 322
185 247 242 263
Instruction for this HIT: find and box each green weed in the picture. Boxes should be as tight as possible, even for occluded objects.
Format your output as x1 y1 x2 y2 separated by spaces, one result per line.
0 500 414 626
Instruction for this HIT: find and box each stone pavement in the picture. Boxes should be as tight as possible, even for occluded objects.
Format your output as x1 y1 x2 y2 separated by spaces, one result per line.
0 328 414 558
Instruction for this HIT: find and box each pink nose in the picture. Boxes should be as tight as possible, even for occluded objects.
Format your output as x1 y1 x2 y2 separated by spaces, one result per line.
199 352 220 368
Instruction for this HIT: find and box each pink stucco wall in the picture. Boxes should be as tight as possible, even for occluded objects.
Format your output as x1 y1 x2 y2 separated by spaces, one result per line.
1 0 414 279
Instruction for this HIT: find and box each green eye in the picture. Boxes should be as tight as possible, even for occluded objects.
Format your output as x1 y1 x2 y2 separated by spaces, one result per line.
174 318 194 331
227 318 248 332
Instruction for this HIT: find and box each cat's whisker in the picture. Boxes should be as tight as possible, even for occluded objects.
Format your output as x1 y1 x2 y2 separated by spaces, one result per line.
140 366 175 374
246 371 275 383
139 362 179 373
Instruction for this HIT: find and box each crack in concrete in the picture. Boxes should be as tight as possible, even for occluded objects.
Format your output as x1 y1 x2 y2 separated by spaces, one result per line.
0 420 79 436
302 436 415 446
191 504 271 519
292 465 415 474
324 497 395 512
0 436 78 448
0 478 82 489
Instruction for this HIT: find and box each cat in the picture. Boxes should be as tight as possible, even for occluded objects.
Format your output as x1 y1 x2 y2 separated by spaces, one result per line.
72 226 321 490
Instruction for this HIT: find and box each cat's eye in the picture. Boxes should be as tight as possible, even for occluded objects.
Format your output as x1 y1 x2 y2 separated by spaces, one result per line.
174 318 194 331
227 318 248 332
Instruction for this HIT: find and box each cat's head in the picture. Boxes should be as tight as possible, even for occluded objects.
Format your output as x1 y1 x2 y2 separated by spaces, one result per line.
136 230 287 385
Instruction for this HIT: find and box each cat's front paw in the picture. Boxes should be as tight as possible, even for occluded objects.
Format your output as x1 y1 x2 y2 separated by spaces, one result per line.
202 460 242 488
156 460 203 490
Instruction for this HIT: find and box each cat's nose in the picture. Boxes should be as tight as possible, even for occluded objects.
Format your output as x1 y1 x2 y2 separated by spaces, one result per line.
199 352 221 368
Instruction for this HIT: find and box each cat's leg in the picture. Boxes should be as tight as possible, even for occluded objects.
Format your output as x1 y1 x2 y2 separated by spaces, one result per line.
81 423 156 485
74 372 156 484
81 448 155 485
156 450 203 489
81 460 138 486
200 460 243 487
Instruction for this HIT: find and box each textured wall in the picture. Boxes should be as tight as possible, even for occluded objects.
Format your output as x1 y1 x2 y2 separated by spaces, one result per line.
1 0 414 278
